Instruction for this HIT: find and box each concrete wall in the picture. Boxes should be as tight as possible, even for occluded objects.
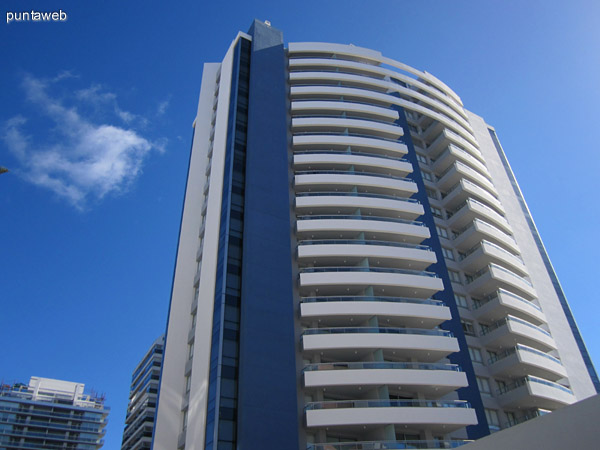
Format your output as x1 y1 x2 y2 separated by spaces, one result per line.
463 394 600 449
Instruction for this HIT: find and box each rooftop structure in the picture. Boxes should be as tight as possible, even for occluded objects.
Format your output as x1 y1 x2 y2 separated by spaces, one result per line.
0 376 108 449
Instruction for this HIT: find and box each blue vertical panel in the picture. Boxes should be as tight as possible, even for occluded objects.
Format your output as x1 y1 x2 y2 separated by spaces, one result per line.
205 38 252 450
394 106 489 439
488 128 600 393
236 20 299 449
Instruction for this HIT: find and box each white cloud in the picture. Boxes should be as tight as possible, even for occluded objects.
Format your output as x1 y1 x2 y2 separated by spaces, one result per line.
156 97 171 116
2 74 161 210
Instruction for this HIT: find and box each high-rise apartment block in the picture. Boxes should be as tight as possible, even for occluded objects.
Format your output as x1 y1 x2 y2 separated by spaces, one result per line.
121 335 164 450
0 376 108 449
154 20 599 450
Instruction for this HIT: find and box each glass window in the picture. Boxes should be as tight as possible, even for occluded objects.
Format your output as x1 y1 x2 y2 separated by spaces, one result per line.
416 153 428 164
462 320 476 336
426 188 438 200
454 294 468 309
431 206 443 218
469 347 483 363
182 409 188 432
442 247 455 261
485 408 500 427
436 226 449 239
448 270 461 283
477 377 491 394
422 171 433 181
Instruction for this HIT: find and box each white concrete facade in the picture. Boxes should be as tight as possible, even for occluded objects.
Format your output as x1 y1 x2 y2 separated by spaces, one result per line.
154 23 598 450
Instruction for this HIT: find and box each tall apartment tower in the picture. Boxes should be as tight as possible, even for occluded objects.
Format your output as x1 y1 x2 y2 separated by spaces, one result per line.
154 20 599 450
121 335 164 450
0 376 108 449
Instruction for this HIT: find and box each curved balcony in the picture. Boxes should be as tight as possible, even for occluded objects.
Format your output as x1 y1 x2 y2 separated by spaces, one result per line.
466 264 537 300
295 192 424 220
289 42 464 107
293 117 403 139
442 179 504 215
289 56 468 121
301 327 457 362
480 315 556 352
293 152 413 177
431 144 489 180
300 295 450 328
289 71 473 136
294 171 417 197
447 199 512 234
471 289 546 325
291 99 399 122
487 344 567 381
496 376 575 410
303 361 468 398
426 129 482 163
452 218 519 254
304 399 477 433
303 362 468 397
436 161 496 194
290 85 476 148
299 266 444 297
307 440 472 450
296 215 430 244
297 240 436 271
459 240 528 277
293 133 408 157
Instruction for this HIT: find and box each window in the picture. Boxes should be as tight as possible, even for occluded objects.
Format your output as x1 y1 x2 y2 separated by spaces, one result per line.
454 294 468 309
505 411 517 427
422 171 433 181
431 206 443 219
487 350 498 364
496 379 508 394
436 226 449 239
426 188 438 200
448 270 461 284
485 408 500 430
469 347 483 363
188 342 194 360
182 409 188 432
442 247 455 261
408 124 419 134
477 377 491 395
461 320 476 336
416 153 428 164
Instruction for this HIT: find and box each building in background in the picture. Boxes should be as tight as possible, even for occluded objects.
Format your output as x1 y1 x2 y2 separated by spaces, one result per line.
121 335 164 450
154 20 599 450
0 376 108 449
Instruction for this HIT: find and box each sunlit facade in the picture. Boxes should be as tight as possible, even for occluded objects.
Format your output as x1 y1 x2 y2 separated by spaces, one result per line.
153 20 599 450
0 377 108 449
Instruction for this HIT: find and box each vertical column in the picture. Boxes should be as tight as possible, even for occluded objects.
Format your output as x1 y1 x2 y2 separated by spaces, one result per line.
236 20 300 448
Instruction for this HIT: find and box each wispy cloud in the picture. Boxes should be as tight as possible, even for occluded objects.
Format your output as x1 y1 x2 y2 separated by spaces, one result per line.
156 97 171 117
2 74 163 210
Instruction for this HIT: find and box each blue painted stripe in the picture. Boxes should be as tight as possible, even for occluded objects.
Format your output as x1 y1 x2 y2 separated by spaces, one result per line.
236 20 300 449
394 105 489 439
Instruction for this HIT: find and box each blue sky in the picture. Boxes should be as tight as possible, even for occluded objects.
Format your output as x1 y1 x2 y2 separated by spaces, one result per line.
2 0 599 448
